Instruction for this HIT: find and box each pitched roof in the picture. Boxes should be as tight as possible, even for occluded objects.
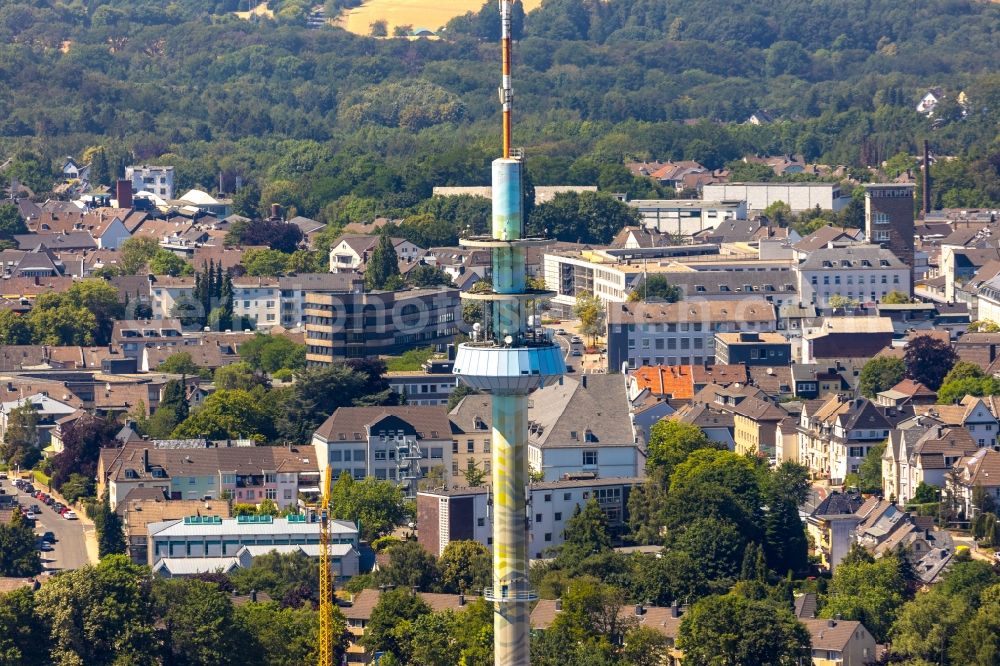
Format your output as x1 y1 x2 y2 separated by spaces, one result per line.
314 406 451 442
802 618 869 652
608 299 776 325
631 365 694 400
342 588 478 621
793 226 864 253
101 442 318 484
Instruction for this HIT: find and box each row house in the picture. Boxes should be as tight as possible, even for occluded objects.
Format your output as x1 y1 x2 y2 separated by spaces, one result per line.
883 422 980 505
311 406 453 499
606 298 777 372
97 442 319 510
950 448 1000 518
798 396 902 484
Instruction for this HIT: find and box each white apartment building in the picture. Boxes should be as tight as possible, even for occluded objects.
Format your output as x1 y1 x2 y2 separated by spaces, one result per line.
796 244 910 307
311 406 453 498
149 276 281 328
126 165 175 200
627 199 747 236
329 235 423 273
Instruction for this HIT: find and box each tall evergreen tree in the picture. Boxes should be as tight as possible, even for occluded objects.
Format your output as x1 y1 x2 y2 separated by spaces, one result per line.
90 149 109 187
160 379 189 422
219 274 234 331
213 262 224 299
96 492 126 558
364 229 400 291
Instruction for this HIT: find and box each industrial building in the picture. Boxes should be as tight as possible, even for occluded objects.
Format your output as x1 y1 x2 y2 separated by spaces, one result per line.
702 182 851 212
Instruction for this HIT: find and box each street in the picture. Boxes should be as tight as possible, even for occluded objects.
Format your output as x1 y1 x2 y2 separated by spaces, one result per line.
1 478 92 572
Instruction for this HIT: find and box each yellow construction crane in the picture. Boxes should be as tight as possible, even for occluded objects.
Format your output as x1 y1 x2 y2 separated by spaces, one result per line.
318 466 333 666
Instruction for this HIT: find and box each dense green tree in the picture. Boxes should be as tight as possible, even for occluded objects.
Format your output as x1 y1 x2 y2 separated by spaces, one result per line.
365 229 401 291
438 539 491 594
677 594 810 666
1 402 40 469
242 248 291 276
905 334 958 390
230 550 318 604
238 333 306 372
0 509 42 577
557 498 613 567
96 497 126 558
153 579 251 666
0 309 32 345
364 588 431 662
937 375 1000 404
859 356 906 398
35 555 157 666
0 587 47 666
330 472 408 540
846 440 886 495
171 389 275 441
573 290 605 346
50 412 119 490
820 552 908 642
0 202 27 242
149 249 194 276
629 274 683 303
528 191 640 244
645 420 723 482
120 237 161 274
59 472 95 503
157 351 203 375
376 540 441 592
233 600 328 666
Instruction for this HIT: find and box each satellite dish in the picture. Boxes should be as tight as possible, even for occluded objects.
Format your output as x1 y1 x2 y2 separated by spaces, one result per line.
473 322 482 332
504 335 514 345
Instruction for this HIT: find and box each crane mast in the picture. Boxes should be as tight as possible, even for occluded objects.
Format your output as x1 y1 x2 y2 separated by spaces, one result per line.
318 466 333 666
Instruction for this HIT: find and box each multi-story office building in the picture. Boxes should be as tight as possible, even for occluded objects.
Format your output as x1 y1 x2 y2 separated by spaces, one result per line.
126 165 175 200
865 183 916 271
304 287 459 364
311 406 453 498
796 244 910 307
417 477 641 560
385 359 460 407
606 298 777 371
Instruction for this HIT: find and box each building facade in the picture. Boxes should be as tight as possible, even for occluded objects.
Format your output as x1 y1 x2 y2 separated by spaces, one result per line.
126 165 175 200
865 183 915 270
702 182 851 212
796 245 911 307
715 331 791 366
304 287 460 364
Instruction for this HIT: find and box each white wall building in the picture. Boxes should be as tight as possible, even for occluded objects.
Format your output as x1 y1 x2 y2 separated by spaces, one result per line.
126 165 175 201
627 199 747 236
149 276 281 328
796 244 911 307
703 182 851 212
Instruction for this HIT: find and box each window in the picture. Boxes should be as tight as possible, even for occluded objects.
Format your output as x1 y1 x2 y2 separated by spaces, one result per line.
874 230 890 241
452 440 458 453
848 446 865 457
467 439 475 453
374 450 386 461
563 492 571 501
284 489 293 500
477 518 485 527
544 494 552 502
583 450 598 466
188 476 196 485
430 447 443 459
535 513 542 523
554 512 562 521
484 439 491 453
354 450 366 461
330 450 342 462
544 533 552 542
265 488 276 500
873 211 890 224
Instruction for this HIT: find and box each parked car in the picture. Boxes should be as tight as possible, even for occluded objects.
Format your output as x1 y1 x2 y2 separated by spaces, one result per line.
30 504 41 514
44 497 56 506
63 510 78 520
571 350 583 356
59 507 70 516
0 472 8 480
39 542 53 552
571 335 582 343
41 531 56 543
25 511 36 521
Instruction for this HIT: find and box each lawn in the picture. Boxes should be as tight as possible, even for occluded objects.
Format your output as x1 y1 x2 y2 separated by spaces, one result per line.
385 347 436 372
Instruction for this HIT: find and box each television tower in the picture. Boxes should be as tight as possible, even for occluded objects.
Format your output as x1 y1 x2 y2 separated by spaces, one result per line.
453 2 566 664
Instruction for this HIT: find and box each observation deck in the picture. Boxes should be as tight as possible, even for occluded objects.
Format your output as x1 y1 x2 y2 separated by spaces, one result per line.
453 341 564 394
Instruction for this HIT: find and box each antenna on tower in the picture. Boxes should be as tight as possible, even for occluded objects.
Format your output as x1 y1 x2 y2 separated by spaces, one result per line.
500 0 514 159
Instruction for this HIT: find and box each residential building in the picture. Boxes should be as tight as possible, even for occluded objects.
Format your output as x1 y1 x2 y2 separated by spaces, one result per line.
805 491 864 570
801 317 894 365
649 270 801 309
146 514 358 570
446 395 495 486
417 477 640 559
796 244 910 307
149 276 283 329
304 287 460 364
715 331 791 366
627 364 748 402
702 182 851 212
865 183 916 270
797 396 899 484
732 395 788 459
950 448 1000 518
97 441 319 510
893 424 978 505
802 618 877 666
126 165 175 200
328 234 423 273
311 406 452 498
277 272 364 328
0 393 78 447
627 199 746 236
111 318 185 358
606 298 777 372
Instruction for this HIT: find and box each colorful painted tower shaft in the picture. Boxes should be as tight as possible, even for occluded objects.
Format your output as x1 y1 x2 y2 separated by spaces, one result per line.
452 3 565 664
